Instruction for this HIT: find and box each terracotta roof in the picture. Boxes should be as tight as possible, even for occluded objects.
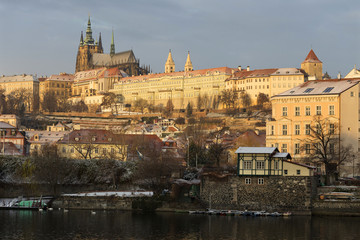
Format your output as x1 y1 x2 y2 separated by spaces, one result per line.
232 68 278 79
98 67 123 78
302 49 322 63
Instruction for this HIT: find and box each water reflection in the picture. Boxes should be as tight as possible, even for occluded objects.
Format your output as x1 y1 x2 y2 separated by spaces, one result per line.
0 210 359 239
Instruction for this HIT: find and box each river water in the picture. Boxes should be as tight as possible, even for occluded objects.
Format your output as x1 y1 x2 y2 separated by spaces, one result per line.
1 210 360 240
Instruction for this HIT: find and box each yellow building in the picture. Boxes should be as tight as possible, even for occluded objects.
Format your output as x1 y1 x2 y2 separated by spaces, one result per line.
225 67 306 103
300 49 323 80
0 74 39 111
39 73 74 101
236 147 315 177
57 129 127 160
266 79 360 176
111 51 233 110
0 114 20 128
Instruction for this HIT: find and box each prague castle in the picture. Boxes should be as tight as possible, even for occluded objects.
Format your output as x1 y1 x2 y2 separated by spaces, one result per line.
75 16 149 76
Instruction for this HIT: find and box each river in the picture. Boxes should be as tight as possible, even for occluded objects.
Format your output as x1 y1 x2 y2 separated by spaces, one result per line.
1 210 360 239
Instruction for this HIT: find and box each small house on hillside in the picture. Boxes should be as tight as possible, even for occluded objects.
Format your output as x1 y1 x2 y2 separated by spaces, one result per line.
235 147 315 177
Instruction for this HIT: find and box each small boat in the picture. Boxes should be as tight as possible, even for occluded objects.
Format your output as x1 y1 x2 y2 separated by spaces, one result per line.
270 212 281 217
282 212 292 217
0 196 53 210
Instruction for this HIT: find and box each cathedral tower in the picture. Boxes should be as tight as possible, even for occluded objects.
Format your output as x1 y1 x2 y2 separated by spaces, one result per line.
301 49 323 80
75 16 104 73
165 50 175 73
110 30 115 57
184 51 193 72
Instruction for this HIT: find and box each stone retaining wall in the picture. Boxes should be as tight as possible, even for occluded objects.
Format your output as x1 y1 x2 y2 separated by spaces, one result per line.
200 175 317 212
52 196 133 210
312 200 360 216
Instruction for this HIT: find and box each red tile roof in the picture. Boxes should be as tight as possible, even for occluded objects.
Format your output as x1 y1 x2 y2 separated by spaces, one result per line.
302 49 322 63
232 68 278 79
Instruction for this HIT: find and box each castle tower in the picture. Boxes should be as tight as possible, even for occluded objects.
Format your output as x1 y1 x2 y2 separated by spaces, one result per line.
165 49 175 73
110 30 115 57
75 16 104 72
301 49 323 80
184 51 193 72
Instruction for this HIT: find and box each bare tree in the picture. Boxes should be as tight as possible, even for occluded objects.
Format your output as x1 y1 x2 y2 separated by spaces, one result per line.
303 116 354 185
101 92 118 114
220 89 238 109
164 98 174 117
256 93 269 107
134 98 148 113
240 91 252 108
0 89 6 113
32 144 67 195
41 90 58 112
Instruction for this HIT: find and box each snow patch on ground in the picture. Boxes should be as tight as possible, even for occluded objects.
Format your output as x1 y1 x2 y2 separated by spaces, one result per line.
62 191 153 197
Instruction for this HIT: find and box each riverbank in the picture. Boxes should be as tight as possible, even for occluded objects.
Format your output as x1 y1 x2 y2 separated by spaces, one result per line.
47 192 360 217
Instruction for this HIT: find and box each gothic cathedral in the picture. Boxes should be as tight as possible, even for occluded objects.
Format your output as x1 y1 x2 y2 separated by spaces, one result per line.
75 16 150 76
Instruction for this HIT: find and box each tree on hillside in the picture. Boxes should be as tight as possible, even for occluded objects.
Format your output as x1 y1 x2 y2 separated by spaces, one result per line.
207 141 228 167
220 89 238 109
72 100 88 112
303 116 354 185
186 102 193 118
41 90 58 112
164 99 174 117
57 96 72 112
196 94 204 111
240 91 252 108
101 92 117 114
32 144 67 195
256 93 269 107
6 88 33 115
0 89 6 113
134 98 148 113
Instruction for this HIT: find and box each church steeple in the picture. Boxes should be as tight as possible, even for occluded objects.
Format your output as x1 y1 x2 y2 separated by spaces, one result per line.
80 31 84 46
84 15 94 45
98 32 103 52
165 49 175 73
110 30 115 57
184 51 193 72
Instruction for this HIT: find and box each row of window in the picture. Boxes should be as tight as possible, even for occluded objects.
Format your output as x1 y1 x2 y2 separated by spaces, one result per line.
282 105 335 116
270 123 335 136
245 178 264 185
63 147 122 154
271 143 335 155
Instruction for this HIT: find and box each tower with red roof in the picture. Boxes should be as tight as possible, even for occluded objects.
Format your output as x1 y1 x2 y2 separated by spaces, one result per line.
301 49 323 80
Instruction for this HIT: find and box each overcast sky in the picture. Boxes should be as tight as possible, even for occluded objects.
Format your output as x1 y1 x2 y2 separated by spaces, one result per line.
0 0 359 78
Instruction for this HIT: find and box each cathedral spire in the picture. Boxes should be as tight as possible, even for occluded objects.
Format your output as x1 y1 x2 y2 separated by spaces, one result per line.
184 51 193 72
98 32 103 51
110 29 115 57
84 15 94 45
165 49 175 73
80 31 84 46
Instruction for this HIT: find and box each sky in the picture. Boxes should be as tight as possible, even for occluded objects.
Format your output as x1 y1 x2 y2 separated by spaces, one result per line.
0 0 359 78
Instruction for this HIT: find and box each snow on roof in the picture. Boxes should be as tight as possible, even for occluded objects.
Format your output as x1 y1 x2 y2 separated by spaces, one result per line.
274 79 360 97
235 147 278 154
273 152 291 159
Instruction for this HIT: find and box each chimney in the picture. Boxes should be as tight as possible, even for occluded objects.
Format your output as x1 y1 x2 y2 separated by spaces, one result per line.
231 69 235 74
337 72 341 79
238 66 242 71
247 66 250 71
